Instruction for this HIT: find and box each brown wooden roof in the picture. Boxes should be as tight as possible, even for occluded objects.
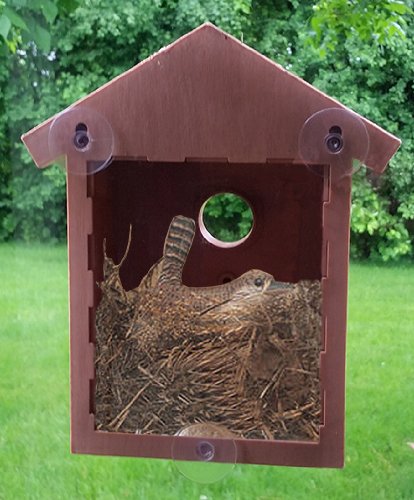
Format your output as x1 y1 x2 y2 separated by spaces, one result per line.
22 23 400 173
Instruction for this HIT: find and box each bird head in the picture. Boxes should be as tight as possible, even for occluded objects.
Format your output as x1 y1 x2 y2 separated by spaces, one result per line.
234 269 293 297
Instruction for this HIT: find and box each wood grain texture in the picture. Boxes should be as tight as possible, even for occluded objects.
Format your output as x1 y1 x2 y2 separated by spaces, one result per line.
22 23 400 173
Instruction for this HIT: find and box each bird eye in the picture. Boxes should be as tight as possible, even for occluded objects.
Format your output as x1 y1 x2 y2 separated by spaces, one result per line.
254 277 264 287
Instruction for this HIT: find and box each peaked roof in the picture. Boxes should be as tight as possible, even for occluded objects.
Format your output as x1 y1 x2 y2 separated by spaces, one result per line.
22 23 400 173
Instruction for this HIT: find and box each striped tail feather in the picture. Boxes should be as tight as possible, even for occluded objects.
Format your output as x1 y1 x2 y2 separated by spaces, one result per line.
159 216 196 284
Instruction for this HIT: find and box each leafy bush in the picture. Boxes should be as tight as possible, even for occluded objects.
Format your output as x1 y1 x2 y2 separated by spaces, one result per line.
202 193 253 243
351 171 412 261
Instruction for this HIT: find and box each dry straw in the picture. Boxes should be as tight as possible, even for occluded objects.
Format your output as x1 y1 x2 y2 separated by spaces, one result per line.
95 216 321 441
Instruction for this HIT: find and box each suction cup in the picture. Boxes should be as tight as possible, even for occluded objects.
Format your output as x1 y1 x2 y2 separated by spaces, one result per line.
172 423 237 483
298 108 369 178
48 106 114 175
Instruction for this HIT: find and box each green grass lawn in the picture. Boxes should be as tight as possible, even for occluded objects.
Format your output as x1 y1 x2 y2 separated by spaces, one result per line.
0 243 413 499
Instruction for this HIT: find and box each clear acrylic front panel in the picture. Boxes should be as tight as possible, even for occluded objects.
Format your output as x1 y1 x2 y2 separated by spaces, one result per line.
91 160 325 451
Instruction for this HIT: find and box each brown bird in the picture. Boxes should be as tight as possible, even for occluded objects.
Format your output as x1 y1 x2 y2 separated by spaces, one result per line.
125 216 293 354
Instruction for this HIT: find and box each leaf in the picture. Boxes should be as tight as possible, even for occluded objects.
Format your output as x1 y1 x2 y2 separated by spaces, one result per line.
388 21 406 38
3 7 29 31
310 16 321 32
58 0 80 13
32 22 51 52
234 0 251 15
0 14 11 40
385 1 412 15
8 0 28 7
41 0 59 24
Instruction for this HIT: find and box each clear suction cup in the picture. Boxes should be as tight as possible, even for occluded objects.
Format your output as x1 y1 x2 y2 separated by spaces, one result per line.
298 108 369 179
172 423 237 483
48 106 114 175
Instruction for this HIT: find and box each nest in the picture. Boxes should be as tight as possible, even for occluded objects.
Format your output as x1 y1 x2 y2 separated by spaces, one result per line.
95 218 322 441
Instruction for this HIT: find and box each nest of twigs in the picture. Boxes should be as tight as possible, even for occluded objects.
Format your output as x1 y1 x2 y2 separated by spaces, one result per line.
95 221 321 441
95 217 321 441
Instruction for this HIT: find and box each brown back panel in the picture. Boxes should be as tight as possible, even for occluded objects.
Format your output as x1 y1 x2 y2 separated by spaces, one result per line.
89 161 324 291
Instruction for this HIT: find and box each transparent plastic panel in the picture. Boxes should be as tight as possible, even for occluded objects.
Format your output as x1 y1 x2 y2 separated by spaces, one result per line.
93 160 324 463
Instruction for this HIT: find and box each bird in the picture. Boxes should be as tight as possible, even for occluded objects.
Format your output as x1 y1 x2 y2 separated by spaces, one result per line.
124 215 294 354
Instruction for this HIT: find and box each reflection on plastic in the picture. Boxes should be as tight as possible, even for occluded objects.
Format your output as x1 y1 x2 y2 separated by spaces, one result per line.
172 423 237 483
48 106 114 175
298 107 369 179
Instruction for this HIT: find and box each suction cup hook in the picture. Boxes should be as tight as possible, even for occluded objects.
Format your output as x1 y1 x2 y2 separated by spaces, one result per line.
172 423 237 483
298 108 369 179
48 106 114 175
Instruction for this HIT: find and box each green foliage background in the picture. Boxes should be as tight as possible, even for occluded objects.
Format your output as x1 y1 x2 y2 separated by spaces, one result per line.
1 0 413 259
203 193 254 243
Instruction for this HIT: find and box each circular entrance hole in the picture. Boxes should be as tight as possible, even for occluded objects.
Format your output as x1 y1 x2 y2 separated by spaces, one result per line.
199 193 254 248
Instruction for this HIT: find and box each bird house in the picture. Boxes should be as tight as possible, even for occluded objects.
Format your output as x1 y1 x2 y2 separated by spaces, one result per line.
22 23 400 474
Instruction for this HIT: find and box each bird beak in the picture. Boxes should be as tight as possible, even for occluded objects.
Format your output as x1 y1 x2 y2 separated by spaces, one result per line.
267 279 292 291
